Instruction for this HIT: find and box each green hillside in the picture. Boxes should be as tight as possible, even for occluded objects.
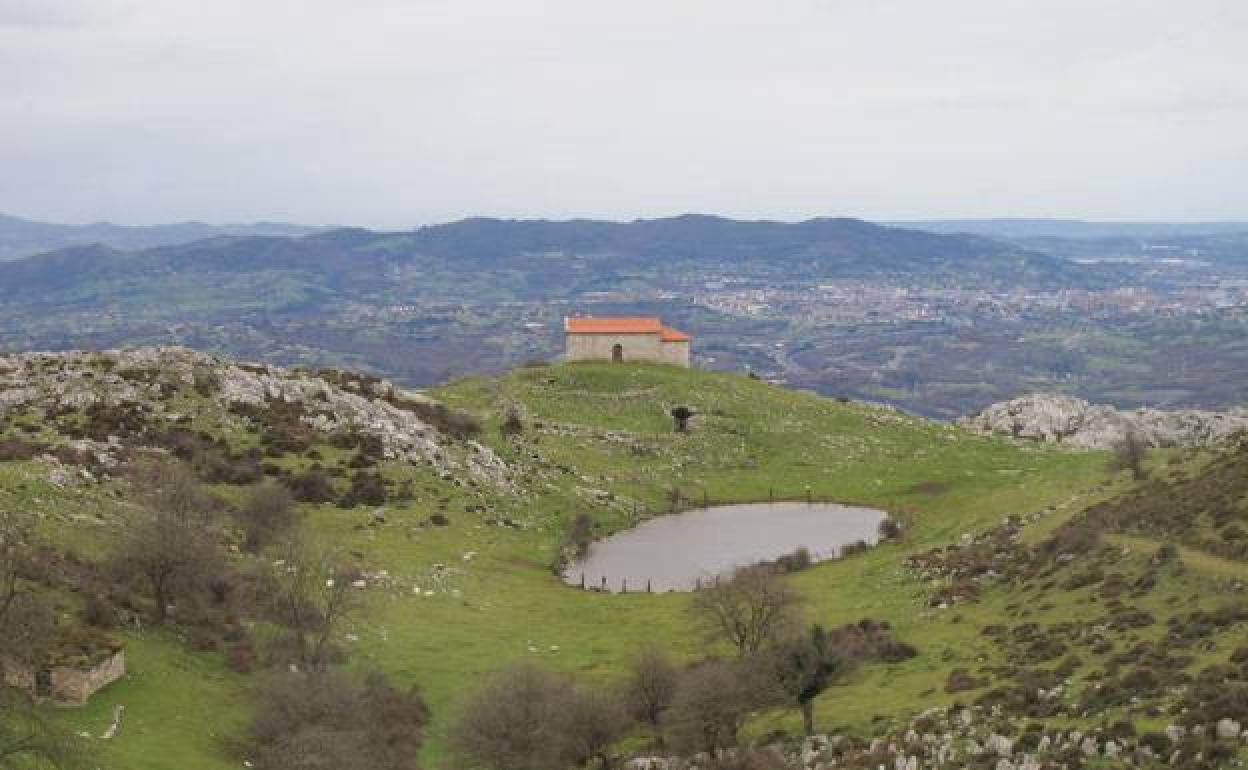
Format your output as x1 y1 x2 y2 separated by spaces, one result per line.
5 355 1248 769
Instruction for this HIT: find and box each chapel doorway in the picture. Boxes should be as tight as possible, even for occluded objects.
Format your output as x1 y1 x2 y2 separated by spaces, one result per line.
612 344 623 362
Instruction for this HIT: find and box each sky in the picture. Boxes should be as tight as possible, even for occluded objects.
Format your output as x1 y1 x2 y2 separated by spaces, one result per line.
1 0 1246 228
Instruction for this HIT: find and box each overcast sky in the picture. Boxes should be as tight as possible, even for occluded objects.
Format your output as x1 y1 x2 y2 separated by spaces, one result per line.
1 0 1245 228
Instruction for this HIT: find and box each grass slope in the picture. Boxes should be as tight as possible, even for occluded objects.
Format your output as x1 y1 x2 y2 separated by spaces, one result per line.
7 362 1139 768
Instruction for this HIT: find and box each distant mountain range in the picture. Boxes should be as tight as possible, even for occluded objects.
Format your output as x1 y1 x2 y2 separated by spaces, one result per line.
893 218 1248 240
0 212 325 261
0 215 1079 309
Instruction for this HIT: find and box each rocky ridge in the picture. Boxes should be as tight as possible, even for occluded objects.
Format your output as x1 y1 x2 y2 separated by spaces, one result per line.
0 346 512 485
958 393 1248 450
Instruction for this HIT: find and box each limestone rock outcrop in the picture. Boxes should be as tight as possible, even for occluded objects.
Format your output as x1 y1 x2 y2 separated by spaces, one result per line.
958 393 1248 449
0 346 512 486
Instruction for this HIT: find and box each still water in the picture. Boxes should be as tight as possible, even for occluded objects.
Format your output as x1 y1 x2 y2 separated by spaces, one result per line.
563 501 887 592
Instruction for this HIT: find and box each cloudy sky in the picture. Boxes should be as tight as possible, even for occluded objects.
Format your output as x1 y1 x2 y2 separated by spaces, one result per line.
1 0 1245 227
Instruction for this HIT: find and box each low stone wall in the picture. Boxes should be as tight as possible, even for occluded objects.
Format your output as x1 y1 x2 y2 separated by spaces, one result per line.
2 650 125 706
51 650 126 706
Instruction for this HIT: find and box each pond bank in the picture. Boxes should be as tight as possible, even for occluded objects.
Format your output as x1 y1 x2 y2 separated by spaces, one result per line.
563 501 888 592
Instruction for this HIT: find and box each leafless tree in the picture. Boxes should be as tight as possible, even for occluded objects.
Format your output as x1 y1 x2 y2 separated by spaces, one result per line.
237 481 298 552
663 660 760 756
0 513 81 770
0 511 55 673
250 669 428 770
112 462 223 622
451 662 630 770
623 645 679 739
449 663 576 770
1110 429 1149 480
262 534 359 670
758 624 853 736
559 686 629 769
690 566 804 656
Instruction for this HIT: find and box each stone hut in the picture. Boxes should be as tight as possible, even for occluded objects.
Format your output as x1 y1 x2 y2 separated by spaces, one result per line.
564 317 691 367
3 629 125 706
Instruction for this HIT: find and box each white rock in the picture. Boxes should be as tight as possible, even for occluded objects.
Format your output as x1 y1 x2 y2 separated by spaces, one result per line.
958 392 1248 449
1217 718 1241 739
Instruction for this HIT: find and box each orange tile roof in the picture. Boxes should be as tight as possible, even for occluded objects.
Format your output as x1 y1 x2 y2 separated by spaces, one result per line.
660 326 690 342
564 317 663 334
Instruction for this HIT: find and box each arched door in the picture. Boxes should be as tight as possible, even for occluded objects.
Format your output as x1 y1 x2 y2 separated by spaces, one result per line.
611 343 623 362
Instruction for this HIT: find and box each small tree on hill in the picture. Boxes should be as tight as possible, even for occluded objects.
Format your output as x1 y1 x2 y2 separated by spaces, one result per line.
624 644 680 740
499 408 525 439
759 624 854 736
261 534 359 669
663 660 760 756
670 406 694 433
0 510 56 677
559 686 629 769
237 481 298 552
1110 429 1148 480
250 669 428 770
449 663 575 770
112 462 223 623
690 566 803 656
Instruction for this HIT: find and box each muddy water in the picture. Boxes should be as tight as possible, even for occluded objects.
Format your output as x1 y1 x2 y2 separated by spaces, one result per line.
563 502 887 592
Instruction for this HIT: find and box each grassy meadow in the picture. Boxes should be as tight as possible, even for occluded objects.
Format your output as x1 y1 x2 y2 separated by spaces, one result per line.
10 361 1217 769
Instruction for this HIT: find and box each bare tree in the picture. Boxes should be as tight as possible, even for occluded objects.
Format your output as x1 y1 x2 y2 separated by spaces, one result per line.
449 663 575 770
558 686 629 769
690 566 804 656
237 481 298 552
663 660 759 756
623 645 679 740
1110 429 1149 480
0 511 55 674
758 624 853 736
262 535 359 669
112 462 222 622
0 514 81 770
251 669 428 770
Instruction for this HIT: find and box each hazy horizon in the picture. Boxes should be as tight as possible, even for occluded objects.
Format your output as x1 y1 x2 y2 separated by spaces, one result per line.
3 0 1246 228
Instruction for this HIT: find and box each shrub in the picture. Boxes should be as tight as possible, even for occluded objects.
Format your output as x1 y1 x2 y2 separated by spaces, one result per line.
192 368 222 396
449 664 577 770
340 471 387 508
83 596 119 628
840 539 871 558
226 637 258 673
499 409 525 438
0 438 41 462
770 547 813 574
878 518 902 540
188 627 219 652
404 401 481 439
237 481 299 552
285 469 336 504
664 660 759 754
251 670 429 770
945 668 986 693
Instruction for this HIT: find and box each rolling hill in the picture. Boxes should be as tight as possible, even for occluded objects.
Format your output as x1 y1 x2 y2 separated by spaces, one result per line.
0 212 324 261
5 351 1248 768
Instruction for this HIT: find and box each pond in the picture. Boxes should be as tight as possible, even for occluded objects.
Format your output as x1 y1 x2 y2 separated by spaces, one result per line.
562 501 888 592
